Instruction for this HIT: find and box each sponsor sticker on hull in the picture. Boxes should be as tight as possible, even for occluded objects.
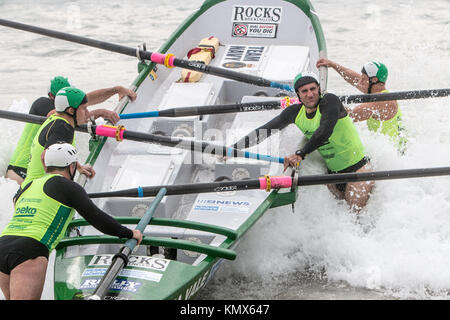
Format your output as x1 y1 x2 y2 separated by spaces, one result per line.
232 22 278 38
82 268 163 283
231 5 282 38
79 278 142 293
88 254 170 272
194 199 251 214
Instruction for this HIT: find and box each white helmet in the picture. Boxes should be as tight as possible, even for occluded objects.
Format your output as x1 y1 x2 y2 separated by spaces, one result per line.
361 61 388 82
45 142 78 167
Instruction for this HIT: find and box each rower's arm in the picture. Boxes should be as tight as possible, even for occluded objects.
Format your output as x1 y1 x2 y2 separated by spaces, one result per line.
317 59 364 92
86 86 136 106
348 100 398 122
44 176 134 239
332 63 364 91
231 104 300 149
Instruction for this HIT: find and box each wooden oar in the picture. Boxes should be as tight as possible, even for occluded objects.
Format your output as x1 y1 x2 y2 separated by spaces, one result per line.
88 166 450 198
0 109 284 164
119 88 450 119
0 18 292 92
87 187 167 300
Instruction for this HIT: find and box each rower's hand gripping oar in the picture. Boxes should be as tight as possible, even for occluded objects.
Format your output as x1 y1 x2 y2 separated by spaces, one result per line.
119 88 450 120
0 19 293 92
87 188 167 300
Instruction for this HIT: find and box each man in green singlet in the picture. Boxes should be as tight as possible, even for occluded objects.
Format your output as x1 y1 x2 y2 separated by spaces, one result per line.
316 59 407 152
0 142 142 300
21 86 97 188
6 75 137 184
232 72 374 213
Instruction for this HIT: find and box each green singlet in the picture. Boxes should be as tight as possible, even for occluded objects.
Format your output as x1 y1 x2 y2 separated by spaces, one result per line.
2 174 74 251
366 90 407 152
295 105 365 172
21 114 75 188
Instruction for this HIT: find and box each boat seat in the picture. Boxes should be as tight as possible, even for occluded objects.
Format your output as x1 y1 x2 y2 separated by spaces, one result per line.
261 45 310 82
101 154 175 219
158 82 215 120
215 95 283 180
217 44 310 84
148 82 215 138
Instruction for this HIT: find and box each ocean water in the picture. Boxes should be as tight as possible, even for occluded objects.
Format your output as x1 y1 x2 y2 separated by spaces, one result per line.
0 0 449 300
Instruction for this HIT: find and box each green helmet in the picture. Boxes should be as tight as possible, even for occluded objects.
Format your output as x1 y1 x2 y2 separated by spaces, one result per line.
54 86 87 112
362 61 388 83
293 71 320 92
49 76 71 96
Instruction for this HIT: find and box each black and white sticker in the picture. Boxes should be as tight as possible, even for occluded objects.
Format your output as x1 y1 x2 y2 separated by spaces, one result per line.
231 5 282 38
232 22 278 38
221 45 266 71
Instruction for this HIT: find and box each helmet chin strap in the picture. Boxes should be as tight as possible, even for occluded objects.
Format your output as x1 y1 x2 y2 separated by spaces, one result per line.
368 78 376 94
64 108 78 126
69 162 77 181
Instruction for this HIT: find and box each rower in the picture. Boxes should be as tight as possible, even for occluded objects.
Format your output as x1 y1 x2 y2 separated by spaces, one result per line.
0 142 142 300
316 58 407 153
231 72 374 213
6 76 71 184
20 86 94 189
6 76 137 185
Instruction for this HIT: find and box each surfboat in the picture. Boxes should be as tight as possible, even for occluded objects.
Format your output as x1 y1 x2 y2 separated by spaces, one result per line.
53 0 328 300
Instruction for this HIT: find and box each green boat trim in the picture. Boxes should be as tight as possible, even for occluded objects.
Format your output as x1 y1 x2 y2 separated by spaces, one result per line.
56 236 237 261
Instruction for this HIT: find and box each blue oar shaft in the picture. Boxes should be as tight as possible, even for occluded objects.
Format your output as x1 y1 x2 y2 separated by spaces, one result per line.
226 148 284 164
270 81 293 91
123 187 167 251
120 111 159 119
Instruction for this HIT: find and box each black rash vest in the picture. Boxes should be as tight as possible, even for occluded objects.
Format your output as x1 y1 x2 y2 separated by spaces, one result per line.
42 175 133 239
29 97 54 117
232 93 347 158
38 118 75 148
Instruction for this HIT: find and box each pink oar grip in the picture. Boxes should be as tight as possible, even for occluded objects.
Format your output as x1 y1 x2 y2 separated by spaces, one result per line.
150 52 166 65
150 53 175 67
95 125 124 140
259 176 292 190
280 97 301 109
